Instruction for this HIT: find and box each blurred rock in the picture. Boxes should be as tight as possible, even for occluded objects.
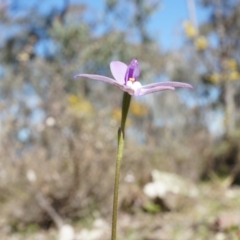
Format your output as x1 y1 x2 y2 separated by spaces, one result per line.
58 224 75 240
26 169 37 183
214 232 226 240
143 170 199 211
77 218 110 240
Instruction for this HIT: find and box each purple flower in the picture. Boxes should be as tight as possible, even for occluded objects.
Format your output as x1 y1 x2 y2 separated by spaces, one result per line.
74 58 192 96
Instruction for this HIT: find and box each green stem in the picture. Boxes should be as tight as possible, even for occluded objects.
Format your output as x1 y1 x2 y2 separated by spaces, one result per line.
111 127 124 240
120 92 132 137
111 92 131 240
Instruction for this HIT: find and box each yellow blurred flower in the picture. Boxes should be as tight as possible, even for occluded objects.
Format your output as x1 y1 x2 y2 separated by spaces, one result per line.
194 36 208 51
228 71 240 81
208 73 220 84
130 101 148 117
227 59 237 70
112 107 121 121
68 94 79 105
67 93 93 115
183 20 197 38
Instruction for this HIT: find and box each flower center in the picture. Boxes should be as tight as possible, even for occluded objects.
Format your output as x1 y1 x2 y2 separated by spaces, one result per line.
128 77 135 82
126 80 142 90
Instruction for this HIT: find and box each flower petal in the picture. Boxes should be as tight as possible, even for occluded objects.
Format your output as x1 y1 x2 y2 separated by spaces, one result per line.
137 86 175 96
74 73 130 92
141 81 193 89
74 74 117 85
110 61 128 84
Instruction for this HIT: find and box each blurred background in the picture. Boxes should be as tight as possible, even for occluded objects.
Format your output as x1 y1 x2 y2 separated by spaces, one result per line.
0 0 240 239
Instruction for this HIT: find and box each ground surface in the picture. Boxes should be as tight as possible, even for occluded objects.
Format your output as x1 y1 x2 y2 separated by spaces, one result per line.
1 183 240 240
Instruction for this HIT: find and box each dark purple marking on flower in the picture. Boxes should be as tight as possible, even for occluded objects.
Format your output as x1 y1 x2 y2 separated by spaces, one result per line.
124 58 140 83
